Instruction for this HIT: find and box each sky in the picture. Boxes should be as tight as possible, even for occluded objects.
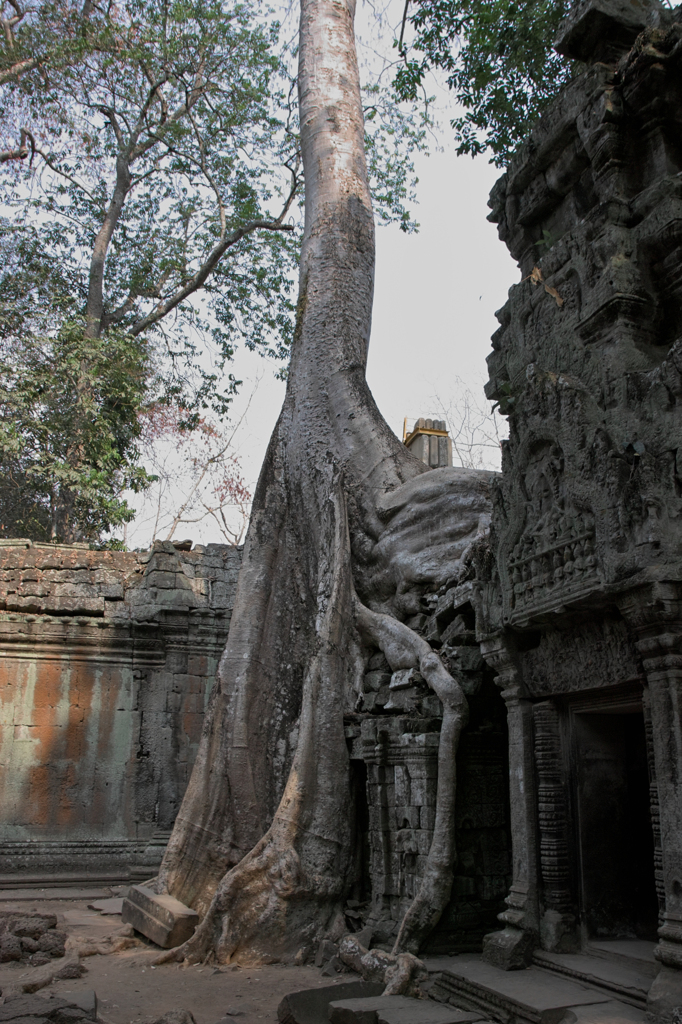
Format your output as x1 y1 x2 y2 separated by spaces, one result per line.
123 4 520 550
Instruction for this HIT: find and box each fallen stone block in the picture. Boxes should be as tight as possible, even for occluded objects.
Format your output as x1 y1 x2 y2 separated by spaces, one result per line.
278 982 385 1024
121 885 199 948
329 997 415 1024
328 996 483 1024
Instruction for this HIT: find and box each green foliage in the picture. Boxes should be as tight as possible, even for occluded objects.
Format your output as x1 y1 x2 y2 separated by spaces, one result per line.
1 0 298 416
0 0 432 538
363 82 430 233
393 0 576 166
0 320 154 542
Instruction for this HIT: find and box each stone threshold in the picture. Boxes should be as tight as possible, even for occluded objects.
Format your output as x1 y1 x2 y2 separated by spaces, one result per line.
422 954 647 1024
532 946 657 1008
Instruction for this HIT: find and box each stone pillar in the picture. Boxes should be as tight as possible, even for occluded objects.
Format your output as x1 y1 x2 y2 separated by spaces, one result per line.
643 687 667 925
480 636 538 969
619 583 682 1019
532 701 578 952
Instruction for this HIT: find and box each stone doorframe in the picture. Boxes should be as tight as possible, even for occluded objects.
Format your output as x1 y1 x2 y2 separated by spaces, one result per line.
480 585 682 1018
618 581 682 1019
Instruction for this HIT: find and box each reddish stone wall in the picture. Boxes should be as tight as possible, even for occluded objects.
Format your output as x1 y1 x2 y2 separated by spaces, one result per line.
0 540 241 884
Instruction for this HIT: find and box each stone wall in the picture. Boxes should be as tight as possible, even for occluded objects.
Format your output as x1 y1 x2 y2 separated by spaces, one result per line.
345 566 512 953
477 1 682 1016
0 539 241 885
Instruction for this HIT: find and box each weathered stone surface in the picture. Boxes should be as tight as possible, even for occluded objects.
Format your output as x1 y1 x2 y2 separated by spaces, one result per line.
475 0 682 1015
427 956 610 1024
0 992 96 1023
122 884 198 948
277 983 385 1024
140 1012 196 1024
554 0 658 62
0 541 241 883
86 898 123 915
0 913 66 965
57 994 97 1019
328 996 482 1024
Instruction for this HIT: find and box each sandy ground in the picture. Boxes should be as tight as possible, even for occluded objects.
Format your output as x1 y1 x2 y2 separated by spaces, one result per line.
0 891 352 1024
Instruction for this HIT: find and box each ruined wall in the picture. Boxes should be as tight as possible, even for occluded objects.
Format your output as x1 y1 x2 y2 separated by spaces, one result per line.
0 539 241 884
343 504 512 954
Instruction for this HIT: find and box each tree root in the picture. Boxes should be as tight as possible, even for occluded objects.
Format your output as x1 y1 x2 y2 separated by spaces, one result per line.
354 601 469 955
337 935 429 997
0 953 86 999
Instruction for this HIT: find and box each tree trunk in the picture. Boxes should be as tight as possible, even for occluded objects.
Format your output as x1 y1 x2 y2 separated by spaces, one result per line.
155 0 481 965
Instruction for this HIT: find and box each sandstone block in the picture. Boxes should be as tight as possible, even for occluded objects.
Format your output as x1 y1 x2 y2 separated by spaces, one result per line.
122 885 199 948
328 997 416 1024
277 982 384 1024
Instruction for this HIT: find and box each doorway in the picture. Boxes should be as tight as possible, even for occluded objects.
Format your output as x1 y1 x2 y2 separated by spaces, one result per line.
573 705 658 942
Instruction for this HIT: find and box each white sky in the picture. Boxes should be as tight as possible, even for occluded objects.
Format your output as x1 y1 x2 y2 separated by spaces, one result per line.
123 4 520 549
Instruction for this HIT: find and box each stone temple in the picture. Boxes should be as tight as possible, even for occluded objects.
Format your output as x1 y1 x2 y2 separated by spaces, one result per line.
2 0 682 1021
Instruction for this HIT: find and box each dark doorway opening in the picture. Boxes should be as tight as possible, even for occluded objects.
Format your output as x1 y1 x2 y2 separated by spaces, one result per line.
573 707 658 941
349 758 372 906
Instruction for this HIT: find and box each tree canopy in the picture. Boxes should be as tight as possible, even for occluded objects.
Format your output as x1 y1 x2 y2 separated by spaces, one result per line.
393 0 575 165
0 0 428 542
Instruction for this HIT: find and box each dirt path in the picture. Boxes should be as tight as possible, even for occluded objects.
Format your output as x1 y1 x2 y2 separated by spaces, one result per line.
0 893 348 1024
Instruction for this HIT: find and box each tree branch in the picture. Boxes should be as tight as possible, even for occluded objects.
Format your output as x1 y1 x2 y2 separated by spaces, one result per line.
129 217 295 338
33 145 99 204
0 54 38 84
0 127 34 164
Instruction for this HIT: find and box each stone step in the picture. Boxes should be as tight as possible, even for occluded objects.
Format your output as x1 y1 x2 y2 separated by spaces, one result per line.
532 950 654 1008
328 995 483 1024
422 954 612 1024
587 940 658 978
567 1001 646 1024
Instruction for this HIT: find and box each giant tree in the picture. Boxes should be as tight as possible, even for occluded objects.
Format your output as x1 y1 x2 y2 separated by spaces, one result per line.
155 0 491 966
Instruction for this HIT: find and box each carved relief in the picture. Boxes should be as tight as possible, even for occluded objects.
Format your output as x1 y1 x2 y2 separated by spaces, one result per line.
503 440 600 624
521 615 641 697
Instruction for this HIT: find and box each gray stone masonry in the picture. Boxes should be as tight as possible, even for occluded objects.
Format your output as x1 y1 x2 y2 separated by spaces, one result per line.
474 0 682 1018
0 539 241 885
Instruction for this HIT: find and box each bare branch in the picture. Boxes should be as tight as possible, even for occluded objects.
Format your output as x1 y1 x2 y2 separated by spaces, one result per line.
398 0 410 55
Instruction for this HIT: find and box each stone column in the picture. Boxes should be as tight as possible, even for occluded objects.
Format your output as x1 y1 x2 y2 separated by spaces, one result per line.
480 635 539 969
532 701 578 952
619 583 682 1020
